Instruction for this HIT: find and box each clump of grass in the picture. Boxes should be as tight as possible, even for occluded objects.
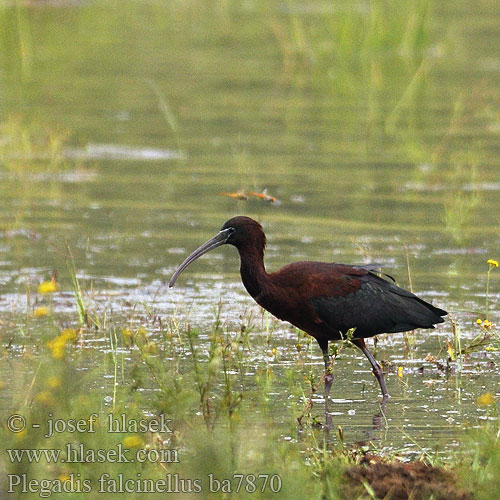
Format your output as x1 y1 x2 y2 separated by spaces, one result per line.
184 321 246 429
65 244 91 328
268 0 437 152
442 151 481 246
436 260 498 406
458 403 500 500
457 260 499 356
272 0 431 75
0 114 70 173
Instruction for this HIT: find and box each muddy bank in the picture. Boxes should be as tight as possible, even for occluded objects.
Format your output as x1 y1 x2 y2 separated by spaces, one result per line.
344 455 472 500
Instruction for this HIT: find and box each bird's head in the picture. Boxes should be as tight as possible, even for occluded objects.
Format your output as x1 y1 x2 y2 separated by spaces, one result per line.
168 216 265 288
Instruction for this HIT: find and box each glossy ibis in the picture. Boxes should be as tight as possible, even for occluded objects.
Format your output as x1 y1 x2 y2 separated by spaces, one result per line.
169 216 447 419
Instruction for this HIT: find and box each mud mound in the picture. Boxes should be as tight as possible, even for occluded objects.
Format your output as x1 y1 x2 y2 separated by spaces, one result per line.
344 455 472 500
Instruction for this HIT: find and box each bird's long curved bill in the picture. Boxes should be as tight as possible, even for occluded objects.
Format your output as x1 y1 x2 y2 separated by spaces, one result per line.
168 229 232 288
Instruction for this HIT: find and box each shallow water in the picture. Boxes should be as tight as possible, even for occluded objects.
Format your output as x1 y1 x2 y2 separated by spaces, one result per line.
1 0 499 457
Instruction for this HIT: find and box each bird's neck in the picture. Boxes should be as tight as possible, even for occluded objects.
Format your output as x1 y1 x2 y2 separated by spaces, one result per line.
237 244 268 299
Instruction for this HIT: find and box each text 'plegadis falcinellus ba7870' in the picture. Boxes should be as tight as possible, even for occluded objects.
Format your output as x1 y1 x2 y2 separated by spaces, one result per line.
169 216 447 423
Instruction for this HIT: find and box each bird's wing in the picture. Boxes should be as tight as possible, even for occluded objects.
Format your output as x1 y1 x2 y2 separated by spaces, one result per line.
310 271 446 338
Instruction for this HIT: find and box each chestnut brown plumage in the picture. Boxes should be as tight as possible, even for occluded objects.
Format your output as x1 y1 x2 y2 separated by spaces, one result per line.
169 216 447 419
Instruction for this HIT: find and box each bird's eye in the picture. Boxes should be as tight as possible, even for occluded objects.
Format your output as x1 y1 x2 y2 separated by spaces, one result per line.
228 227 236 235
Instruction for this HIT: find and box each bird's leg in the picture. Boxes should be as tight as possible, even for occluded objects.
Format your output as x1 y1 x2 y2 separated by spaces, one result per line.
319 339 333 429
352 338 389 400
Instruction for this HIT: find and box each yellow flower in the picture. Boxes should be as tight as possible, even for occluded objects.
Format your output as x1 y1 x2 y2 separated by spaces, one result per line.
145 342 158 354
476 318 483 325
52 346 65 359
60 329 77 342
446 342 455 359
136 327 148 338
477 392 495 407
397 366 404 378
37 280 59 294
46 337 66 359
122 328 133 339
46 329 77 359
33 307 49 318
487 259 499 268
58 473 71 482
35 391 55 406
122 436 143 448
47 376 61 389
